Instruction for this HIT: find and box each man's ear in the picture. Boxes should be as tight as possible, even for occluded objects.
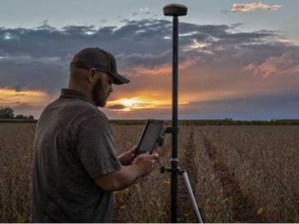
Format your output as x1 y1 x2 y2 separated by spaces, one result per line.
87 68 98 83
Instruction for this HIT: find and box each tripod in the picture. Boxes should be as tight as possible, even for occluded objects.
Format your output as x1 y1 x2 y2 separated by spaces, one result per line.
160 4 204 223
160 161 204 223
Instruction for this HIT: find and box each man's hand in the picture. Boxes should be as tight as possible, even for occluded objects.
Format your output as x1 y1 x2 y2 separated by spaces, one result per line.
94 151 159 191
133 152 159 177
118 146 137 166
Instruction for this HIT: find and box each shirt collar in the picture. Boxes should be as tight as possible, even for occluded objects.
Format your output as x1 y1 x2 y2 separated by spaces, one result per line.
59 88 97 107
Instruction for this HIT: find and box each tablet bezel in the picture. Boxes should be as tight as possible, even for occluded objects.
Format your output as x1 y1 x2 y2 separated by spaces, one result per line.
135 119 165 155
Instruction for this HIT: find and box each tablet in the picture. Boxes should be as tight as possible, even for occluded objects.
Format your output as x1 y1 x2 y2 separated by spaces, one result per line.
135 119 166 155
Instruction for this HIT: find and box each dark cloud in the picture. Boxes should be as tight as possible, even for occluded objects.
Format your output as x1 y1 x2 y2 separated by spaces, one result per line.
106 104 126 110
14 85 24 92
180 91 299 120
6 102 45 116
13 103 36 110
0 57 68 95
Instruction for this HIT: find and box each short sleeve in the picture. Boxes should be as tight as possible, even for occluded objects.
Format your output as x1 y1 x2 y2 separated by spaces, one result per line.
74 116 121 179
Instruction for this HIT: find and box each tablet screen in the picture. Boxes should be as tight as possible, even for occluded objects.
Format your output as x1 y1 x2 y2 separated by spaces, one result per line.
137 120 164 154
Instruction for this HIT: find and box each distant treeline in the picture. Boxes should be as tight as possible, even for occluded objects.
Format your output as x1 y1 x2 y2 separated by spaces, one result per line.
0 107 34 120
110 119 299 125
0 119 37 123
182 119 299 126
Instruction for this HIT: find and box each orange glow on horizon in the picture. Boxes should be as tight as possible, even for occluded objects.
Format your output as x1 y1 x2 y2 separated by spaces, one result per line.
0 88 49 107
106 89 237 113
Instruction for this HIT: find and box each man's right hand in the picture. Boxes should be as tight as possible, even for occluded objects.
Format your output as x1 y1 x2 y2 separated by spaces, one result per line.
94 152 159 191
133 152 159 177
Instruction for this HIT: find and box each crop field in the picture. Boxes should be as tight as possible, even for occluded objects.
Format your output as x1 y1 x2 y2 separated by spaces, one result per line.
0 123 298 222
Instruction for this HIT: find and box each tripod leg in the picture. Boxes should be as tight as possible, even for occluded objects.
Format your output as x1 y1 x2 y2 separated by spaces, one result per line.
181 171 204 223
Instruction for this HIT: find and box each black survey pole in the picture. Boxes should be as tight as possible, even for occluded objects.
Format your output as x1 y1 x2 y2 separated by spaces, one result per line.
172 14 179 223
163 4 187 223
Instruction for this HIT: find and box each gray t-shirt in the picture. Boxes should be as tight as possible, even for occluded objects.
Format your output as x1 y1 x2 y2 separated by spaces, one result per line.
31 88 121 223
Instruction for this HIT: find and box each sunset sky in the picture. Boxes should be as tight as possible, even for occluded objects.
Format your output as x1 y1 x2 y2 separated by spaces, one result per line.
0 0 299 120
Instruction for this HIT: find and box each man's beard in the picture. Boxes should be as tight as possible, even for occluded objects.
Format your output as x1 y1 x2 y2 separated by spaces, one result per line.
92 78 108 107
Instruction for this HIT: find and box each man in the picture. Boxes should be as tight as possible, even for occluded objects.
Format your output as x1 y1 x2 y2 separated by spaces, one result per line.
30 48 159 223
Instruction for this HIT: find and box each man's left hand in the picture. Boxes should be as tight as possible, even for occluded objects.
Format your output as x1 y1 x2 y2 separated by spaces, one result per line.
118 146 137 166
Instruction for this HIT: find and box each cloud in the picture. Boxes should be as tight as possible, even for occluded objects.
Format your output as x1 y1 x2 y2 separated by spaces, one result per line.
243 50 299 77
13 102 37 110
131 7 151 17
106 104 126 110
178 91 299 120
128 57 200 76
15 93 25 96
0 18 298 119
276 39 295 46
139 7 150 14
224 2 282 13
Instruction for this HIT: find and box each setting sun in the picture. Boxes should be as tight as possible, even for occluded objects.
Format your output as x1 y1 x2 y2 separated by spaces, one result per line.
119 98 139 108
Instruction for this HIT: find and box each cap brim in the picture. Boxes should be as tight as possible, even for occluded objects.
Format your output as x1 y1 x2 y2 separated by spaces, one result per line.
109 73 130 85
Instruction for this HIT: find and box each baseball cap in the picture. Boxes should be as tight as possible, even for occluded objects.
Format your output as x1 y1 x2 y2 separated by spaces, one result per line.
70 47 130 85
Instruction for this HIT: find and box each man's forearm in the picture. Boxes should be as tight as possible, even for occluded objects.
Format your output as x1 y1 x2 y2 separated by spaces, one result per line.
112 164 141 191
94 164 142 192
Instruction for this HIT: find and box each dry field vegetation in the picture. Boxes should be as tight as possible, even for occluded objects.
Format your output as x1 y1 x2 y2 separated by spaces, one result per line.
0 123 298 222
